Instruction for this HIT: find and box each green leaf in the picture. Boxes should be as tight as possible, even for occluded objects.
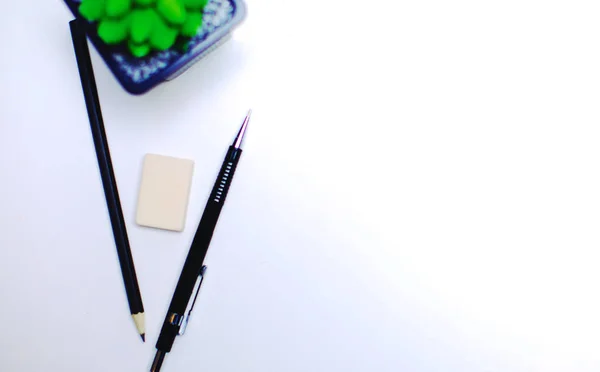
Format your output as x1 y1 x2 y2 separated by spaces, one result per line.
181 12 202 37
149 15 179 50
98 16 130 44
134 0 156 5
128 40 151 57
79 0 106 21
105 0 132 18
183 0 209 10
156 0 187 25
130 8 157 44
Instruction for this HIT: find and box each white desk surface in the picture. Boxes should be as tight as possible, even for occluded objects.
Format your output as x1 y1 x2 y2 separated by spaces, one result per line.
2 1 600 371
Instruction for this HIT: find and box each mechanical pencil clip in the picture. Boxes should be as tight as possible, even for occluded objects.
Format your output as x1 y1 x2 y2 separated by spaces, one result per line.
176 266 207 336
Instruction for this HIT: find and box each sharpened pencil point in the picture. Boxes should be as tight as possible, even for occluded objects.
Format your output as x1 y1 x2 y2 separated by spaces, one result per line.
233 110 251 149
132 313 146 339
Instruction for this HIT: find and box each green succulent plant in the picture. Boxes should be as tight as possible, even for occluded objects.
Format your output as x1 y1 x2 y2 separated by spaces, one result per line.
79 0 209 58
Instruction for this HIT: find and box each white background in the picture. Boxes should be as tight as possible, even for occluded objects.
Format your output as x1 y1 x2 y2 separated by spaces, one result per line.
2 0 600 371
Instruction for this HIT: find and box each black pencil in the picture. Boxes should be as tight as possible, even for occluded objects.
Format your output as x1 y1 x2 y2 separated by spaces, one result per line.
69 18 145 342
151 111 251 372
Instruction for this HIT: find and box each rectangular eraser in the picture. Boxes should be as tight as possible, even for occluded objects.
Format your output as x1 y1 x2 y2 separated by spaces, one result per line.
136 154 195 232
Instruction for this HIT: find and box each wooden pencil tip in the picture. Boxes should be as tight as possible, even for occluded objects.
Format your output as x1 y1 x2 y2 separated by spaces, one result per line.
132 312 146 339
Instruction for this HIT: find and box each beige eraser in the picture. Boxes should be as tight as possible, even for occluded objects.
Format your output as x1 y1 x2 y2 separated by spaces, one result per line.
136 154 194 232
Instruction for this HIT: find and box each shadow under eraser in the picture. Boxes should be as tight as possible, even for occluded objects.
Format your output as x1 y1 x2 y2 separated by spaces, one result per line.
136 154 195 232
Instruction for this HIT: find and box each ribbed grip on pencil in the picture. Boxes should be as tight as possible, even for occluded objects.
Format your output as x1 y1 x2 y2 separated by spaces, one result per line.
210 146 241 205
